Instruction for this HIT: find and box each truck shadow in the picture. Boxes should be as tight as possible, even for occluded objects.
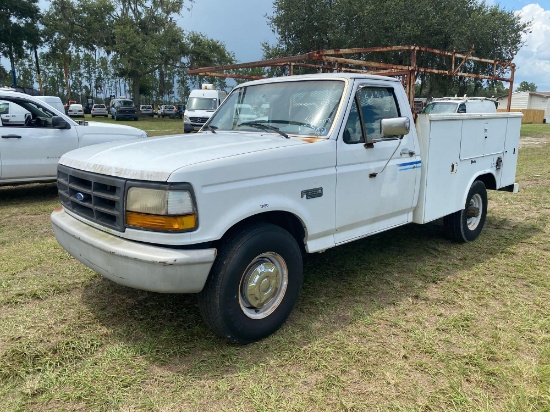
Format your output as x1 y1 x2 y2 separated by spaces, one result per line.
0 182 58 205
80 216 540 377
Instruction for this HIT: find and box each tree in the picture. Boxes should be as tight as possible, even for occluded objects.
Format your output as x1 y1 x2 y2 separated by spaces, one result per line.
266 0 530 96
0 65 10 85
37 0 236 104
516 81 537 92
42 0 87 102
14 55 36 89
184 32 235 90
0 0 41 87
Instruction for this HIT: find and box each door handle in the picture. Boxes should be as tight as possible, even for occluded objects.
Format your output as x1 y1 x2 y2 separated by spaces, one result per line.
400 148 415 157
2 135 22 139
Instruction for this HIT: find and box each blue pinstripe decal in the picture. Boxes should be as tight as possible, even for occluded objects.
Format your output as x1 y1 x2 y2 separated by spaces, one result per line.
397 160 422 171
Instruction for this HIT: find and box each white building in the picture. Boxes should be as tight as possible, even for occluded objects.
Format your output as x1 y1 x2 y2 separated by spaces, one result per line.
497 91 550 123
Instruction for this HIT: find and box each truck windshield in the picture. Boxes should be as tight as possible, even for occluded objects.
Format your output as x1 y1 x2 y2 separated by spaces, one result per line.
116 100 134 107
207 80 345 136
423 102 458 114
187 97 218 111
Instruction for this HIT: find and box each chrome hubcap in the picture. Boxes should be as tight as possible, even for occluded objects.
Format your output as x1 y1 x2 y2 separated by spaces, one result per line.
467 193 483 230
239 252 288 319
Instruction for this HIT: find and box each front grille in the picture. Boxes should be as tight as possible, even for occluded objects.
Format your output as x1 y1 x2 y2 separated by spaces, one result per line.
57 165 126 231
189 117 209 124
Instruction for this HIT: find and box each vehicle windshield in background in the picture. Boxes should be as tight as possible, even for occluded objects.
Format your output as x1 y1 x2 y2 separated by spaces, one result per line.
207 80 345 136
187 97 218 111
116 100 134 107
423 102 458 114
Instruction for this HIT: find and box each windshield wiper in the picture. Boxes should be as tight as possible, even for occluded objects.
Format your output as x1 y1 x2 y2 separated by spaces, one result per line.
236 121 289 139
204 123 217 133
267 119 323 134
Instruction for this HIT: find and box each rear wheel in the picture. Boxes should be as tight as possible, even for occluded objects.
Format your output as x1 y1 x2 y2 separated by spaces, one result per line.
198 223 303 344
444 180 488 243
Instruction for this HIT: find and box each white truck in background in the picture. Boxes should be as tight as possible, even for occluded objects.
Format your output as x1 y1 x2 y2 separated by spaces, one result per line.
51 73 521 344
0 99 31 125
423 96 498 114
183 84 227 132
0 90 148 186
35 95 65 113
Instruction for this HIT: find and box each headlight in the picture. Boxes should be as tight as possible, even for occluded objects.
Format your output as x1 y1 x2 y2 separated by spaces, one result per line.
126 187 197 231
184 115 190 122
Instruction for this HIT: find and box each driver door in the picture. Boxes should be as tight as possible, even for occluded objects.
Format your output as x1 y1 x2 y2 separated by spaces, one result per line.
334 83 421 244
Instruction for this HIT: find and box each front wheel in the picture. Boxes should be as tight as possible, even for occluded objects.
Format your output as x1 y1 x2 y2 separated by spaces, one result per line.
198 223 303 344
444 180 488 243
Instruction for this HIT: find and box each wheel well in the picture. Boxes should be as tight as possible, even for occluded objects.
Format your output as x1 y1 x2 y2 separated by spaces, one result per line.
476 173 497 190
214 212 306 251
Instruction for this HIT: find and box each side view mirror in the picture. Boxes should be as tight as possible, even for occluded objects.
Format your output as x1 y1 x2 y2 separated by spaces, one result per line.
381 117 410 137
52 116 70 129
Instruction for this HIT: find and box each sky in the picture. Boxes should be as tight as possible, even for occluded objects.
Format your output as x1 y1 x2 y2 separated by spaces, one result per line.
181 0 550 91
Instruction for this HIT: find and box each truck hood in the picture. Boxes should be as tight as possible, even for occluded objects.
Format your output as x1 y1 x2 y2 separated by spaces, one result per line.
78 121 146 135
59 132 315 181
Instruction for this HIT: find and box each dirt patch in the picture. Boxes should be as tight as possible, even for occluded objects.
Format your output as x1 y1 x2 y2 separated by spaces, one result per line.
520 136 550 147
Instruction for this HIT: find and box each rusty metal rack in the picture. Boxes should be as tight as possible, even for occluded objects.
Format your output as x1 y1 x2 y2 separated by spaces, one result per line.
186 45 516 111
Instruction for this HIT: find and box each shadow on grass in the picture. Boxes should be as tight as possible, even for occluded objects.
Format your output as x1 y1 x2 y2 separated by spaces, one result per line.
0 182 58 205
79 216 541 376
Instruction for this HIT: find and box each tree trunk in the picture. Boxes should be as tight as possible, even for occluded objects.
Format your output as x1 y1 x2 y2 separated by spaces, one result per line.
132 76 140 107
63 59 71 103
9 46 17 87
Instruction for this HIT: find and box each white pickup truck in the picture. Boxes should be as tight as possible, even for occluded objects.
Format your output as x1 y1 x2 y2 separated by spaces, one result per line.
0 90 148 185
51 73 521 343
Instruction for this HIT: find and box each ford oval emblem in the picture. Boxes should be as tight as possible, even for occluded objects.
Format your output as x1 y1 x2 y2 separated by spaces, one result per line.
75 192 85 201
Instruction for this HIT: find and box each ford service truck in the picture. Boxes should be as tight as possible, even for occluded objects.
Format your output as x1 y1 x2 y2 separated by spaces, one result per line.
51 73 521 344
183 84 227 132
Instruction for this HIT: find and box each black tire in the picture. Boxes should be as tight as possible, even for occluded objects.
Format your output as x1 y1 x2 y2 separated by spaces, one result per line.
199 223 303 344
444 180 488 243
115 114 119 121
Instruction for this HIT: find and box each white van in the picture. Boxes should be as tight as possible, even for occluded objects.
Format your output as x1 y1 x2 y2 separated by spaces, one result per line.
423 97 497 114
0 100 31 125
35 96 65 114
183 84 227 132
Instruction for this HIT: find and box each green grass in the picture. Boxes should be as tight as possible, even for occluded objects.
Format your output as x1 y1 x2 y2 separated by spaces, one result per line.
0 126 549 411
86 114 185 137
520 123 550 138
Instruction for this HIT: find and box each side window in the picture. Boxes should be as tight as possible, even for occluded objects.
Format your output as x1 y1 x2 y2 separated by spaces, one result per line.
0 100 56 128
343 86 400 145
457 103 466 113
343 99 364 144
356 86 400 143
